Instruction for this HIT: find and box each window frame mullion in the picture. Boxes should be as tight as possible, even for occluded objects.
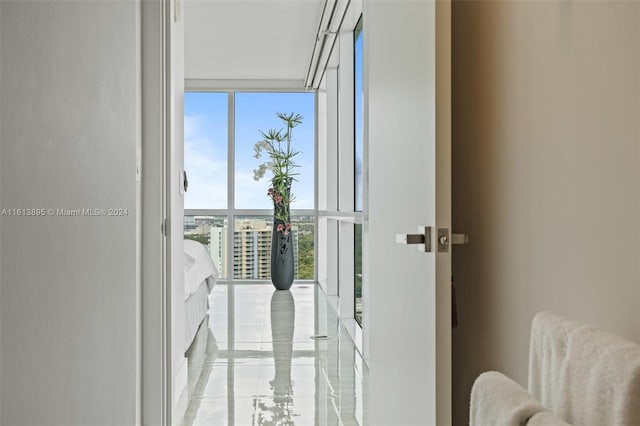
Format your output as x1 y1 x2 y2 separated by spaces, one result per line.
227 91 235 281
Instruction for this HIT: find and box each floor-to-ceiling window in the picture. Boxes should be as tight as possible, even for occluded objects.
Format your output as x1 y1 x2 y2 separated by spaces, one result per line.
184 91 316 282
315 5 365 339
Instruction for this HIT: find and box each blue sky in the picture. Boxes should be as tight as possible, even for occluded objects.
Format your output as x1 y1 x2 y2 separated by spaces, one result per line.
184 92 315 210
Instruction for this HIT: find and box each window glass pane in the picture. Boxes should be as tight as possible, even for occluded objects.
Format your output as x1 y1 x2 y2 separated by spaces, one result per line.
235 93 315 209
184 92 228 209
232 215 315 281
293 216 315 280
354 20 364 212
184 215 229 279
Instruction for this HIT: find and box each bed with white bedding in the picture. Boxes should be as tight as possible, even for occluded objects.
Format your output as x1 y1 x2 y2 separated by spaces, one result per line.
184 239 218 352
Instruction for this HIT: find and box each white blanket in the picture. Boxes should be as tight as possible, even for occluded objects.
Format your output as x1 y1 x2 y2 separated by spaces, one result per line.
470 371 545 426
184 239 218 300
529 311 640 426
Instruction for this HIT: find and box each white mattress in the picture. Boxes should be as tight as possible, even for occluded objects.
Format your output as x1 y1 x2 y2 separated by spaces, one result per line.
184 279 211 352
183 240 218 352
184 239 218 300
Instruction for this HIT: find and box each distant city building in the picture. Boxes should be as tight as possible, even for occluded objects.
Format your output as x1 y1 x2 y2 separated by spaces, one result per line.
209 223 227 277
184 215 196 230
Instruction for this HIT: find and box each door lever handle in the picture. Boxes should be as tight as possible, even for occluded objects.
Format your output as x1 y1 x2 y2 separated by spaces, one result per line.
396 226 432 252
404 234 425 244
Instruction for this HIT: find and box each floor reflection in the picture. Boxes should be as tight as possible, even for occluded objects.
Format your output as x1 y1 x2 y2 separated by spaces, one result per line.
255 290 295 424
181 284 368 426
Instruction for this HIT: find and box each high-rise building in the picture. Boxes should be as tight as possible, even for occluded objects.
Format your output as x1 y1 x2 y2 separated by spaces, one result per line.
209 223 228 278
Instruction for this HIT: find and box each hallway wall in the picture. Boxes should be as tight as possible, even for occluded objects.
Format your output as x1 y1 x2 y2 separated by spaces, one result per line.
451 1 640 424
0 1 139 424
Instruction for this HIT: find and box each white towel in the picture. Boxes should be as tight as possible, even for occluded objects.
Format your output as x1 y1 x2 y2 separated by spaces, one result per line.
526 411 571 426
528 312 579 419
470 371 545 426
528 311 640 425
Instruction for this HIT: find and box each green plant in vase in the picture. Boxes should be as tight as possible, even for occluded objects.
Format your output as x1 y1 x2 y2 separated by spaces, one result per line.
253 112 303 289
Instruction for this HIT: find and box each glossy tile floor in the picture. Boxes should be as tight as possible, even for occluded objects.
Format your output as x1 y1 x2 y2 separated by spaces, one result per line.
181 284 369 426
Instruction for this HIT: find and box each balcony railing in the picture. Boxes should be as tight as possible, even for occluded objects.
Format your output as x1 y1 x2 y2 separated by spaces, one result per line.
184 210 315 282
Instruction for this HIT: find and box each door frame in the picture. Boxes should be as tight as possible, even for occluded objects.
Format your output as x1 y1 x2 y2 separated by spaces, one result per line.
435 0 452 420
141 0 172 423
140 0 452 423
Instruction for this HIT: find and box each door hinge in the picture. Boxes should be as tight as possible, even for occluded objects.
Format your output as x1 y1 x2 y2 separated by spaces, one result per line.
161 219 167 236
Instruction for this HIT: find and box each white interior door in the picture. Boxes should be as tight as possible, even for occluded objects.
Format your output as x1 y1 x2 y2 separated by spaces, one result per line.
363 1 451 424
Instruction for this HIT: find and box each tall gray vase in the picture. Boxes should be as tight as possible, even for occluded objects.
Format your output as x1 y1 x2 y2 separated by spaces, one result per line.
270 215 294 290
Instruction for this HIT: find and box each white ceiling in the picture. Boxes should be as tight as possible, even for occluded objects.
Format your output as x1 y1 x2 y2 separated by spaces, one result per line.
184 0 324 84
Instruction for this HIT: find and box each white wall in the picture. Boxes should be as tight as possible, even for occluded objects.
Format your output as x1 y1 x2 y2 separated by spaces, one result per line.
451 2 640 424
0 1 139 424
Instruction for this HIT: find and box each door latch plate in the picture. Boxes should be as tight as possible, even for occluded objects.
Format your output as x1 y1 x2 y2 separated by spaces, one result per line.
438 228 449 253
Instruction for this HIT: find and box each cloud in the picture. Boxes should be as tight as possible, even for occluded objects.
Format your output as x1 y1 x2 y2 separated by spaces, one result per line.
184 114 227 209
234 170 272 209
